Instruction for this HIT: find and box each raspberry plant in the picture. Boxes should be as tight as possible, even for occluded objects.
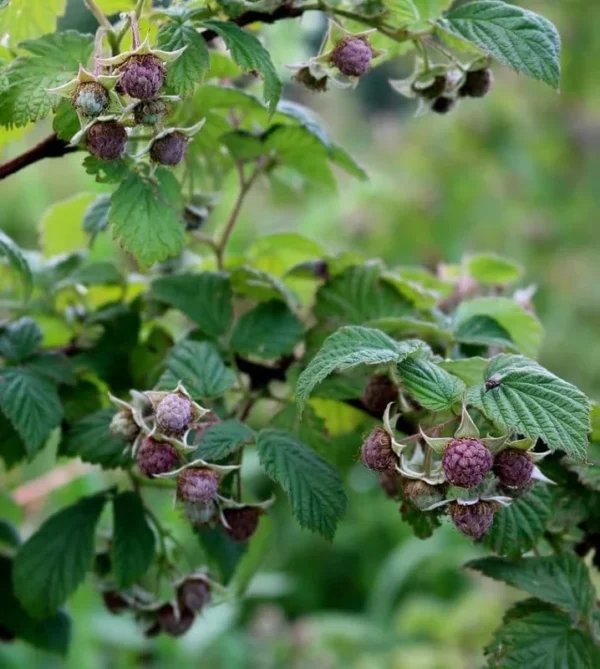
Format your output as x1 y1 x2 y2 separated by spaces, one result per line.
0 0 598 665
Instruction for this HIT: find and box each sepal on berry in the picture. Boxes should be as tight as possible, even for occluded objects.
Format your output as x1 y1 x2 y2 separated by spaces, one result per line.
48 66 121 119
137 121 205 165
97 37 187 68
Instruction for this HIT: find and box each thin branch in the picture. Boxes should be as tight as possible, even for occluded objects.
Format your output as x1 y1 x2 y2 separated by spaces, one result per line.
0 134 78 181
84 0 113 30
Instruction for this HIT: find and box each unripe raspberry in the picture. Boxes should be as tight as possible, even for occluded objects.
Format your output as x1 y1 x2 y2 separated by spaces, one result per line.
118 54 165 100
402 479 445 511
102 591 129 614
150 132 188 166
133 99 170 125
442 438 493 488
362 375 398 417
493 449 533 488
431 96 456 115
459 68 493 98
157 603 195 637
86 120 127 161
292 66 328 92
183 500 217 527
330 36 373 77
361 427 396 472
177 467 219 503
449 501 496 539
223 507 261 542
109 409 139 442
136 437 180 478
155 392 193 435
73 82 110 116
177 578 211 612
414 75 447 100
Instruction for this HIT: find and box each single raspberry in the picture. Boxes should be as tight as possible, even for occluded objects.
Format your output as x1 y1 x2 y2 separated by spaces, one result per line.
118 54 165 100
459 68 493 98
431 96 456 115
136 437 180 478
102 591 129 614
177 578 211 612
330 36 373 77
402 479 445 511
449 501 496 540
73 82 110 117
493 449 533 488
109 409 139 442
177 468 219 503
86 120 127 161
380 470 401 498
150 132 188 166
442 438 493 488
293 66 328 92
361 427 396 472
223 507 262 542
155 392 193 435
157 603 195 637
362 375 398 417
414 75 447 100
133 99 170 125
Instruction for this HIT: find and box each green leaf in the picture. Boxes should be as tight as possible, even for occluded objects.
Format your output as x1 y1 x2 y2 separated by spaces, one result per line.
563 443 600 492
0 317 42 362
297 326 425 414
52 98 79 141
230 301 304 359
438 1 561 88
467 553 596 617
83 194 111 244
0 0 67 47
0 519 20 549
483 485 552 557
467 354 590 460
0 31 93 127
201 21 281 114
257 429 347 539
485 610 600 669
465 253 523 286
26 352 75 386
455 314 516 350
396 357 465 411
194 420 255 462
400 503 441 539
60 408 132 469
367 316 452 346
230 265 299 308
159 340 236 399
0 411 27 469
157 19 210 96
150 272 233 338
0 368 62 456
439 357 487 387
454 297 543 357
0 230 33 300
109 169 185 269
13 494 107 618
111 492 155 589
196 526 247 584
83 155 132 184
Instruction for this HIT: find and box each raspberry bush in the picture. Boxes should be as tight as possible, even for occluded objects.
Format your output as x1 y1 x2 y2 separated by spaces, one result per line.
0 0 598 665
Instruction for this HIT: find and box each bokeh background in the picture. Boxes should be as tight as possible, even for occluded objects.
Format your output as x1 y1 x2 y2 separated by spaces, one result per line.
1 0 599 667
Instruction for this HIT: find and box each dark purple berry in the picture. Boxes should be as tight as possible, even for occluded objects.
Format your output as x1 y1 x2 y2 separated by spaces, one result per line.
361 427 396 472
415 75 447 100
431 96 456 115
449 501 496 539
442 438 493 488
110 409 139 442
133 98 170 125
330 36 373 77
157 603 195 637
118 54 165 100
459 68 493 98
73 82 110 116
150 132 188 166
177 578 211 612
223 507 262 542
177 468 219 503
155 392 193 435
102 591 129 614
137 437 180 478
362 374 398 417
493 449 533 488
86 120 127 161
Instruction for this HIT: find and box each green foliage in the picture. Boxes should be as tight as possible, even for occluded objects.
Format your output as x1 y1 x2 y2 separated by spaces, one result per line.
158 18 210 96
396 357 465 411
0 230 33 300
194 420 255 461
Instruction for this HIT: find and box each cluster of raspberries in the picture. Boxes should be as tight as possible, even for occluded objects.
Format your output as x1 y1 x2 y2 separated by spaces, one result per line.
415 68 494 115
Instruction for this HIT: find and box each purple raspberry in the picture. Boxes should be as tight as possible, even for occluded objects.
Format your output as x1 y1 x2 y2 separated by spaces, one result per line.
459 68 494 98
380 470 401 499
362 375 398 417
118 55 165 100
361 427 396 472
493 449 533 488
449 501 496 540
155 392 193 435
109 409 139 442
177 578 211 612
431 96 456 115
442 438 493 488
177 468 219 503
102 591 129 615
402 479 445 511
415 75 447 100
133 98 170 125
150 132 189 166
330 36 373 77
136 437 180 478
223 507 262 542
86 120 127 161
157 603 195 637
73 82 109 117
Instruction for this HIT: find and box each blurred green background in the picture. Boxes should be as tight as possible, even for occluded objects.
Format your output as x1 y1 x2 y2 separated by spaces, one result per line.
1 0 599 667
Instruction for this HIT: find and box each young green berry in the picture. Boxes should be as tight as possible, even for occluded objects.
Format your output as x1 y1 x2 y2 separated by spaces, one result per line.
177 468 220 503
155 392 193 435
150 131 188 166
459 68 493 98
402 479 445 511
361 427 396 472
177 578 211 613
442 438 493 488
493 449 533 488
86 120 127 161
157 603 195 637
292 66 328 93
72 82 110 117
136 437 180 478
118 54 165 100
223 507 262 542
133 99 170 125
183 500 217 527
431 96 456 115
330 36 373 77
109 409 139 442
362 374 398 417
449 501 496 540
